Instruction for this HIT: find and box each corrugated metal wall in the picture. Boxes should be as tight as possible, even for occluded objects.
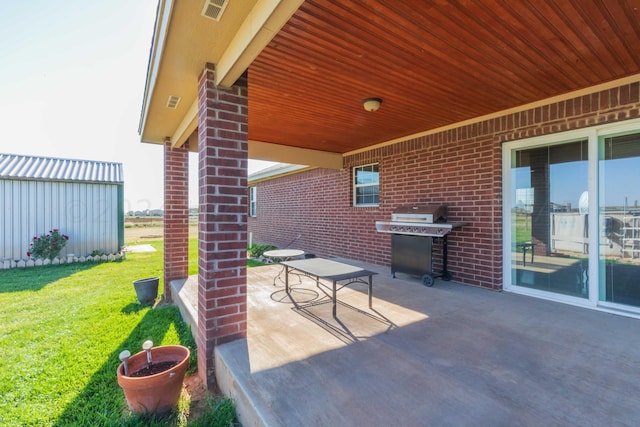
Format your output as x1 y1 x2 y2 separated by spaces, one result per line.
0 179 121 260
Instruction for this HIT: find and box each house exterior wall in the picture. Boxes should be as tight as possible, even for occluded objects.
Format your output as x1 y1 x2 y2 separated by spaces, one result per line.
0 179 123 261
249 82 640 290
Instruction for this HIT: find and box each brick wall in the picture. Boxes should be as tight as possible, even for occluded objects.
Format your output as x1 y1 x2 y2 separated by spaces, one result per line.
163 139 189 300
249 82 640 291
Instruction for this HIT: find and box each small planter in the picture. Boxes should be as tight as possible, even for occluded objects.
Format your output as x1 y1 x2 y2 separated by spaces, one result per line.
117 344 190 415
133 277 159 303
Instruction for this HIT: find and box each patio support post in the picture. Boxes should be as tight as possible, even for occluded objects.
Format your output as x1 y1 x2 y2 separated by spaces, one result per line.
197 63 248 386
163 138 190 301
529 147 550 256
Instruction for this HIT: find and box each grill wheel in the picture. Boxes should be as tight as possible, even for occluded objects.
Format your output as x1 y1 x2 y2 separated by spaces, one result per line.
422 274 434 287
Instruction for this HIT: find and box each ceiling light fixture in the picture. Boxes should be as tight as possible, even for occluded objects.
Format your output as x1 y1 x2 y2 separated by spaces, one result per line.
363 97 382 112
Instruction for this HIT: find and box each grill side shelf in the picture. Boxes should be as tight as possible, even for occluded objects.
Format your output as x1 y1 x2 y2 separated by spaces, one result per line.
375 221 466 236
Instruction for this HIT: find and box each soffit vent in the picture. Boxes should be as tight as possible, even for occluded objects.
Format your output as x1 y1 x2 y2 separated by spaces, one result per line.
166 95 181 109
201 0 229 21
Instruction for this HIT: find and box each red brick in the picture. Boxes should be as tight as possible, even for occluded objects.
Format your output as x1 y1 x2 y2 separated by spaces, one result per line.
163 140 189 299
195 63 249 386
249 82 640 292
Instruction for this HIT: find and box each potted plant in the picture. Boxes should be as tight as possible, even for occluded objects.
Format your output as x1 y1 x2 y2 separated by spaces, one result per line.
133 277 159 303
117 340 190 415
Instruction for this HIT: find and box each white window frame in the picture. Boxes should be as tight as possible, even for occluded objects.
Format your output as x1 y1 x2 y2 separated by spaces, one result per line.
249 186 257 217
353 163 379 207
502 117 640 318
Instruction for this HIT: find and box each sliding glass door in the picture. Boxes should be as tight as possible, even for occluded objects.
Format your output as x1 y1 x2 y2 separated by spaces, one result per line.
505 120 640 314
510 140 589 298
599 133 640 308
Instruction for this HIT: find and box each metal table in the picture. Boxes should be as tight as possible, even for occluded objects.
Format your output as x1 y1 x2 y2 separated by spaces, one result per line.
281 258 377 316
515 242 536 266
263 249 305 285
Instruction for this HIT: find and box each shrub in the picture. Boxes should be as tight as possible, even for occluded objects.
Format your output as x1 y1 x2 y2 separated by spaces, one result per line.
27 229 69 260
247 243 277 258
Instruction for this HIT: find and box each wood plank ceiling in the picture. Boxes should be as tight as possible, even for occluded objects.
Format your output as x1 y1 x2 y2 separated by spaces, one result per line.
247 0 640 154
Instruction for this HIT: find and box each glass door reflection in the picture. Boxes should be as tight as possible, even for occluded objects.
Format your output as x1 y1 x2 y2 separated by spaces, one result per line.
599 133 640 308
511 140 589 298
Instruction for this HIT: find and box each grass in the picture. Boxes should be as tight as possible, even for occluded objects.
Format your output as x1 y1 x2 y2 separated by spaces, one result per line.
247 259 264 268
0 239 239 426
187 236 265 274
514 212 532 245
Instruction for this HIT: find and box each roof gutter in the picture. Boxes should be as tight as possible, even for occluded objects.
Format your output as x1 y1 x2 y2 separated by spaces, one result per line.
248 164 311 184
138 0 174 141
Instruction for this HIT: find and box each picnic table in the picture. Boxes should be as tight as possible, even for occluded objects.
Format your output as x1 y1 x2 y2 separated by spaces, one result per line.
281 258 377 316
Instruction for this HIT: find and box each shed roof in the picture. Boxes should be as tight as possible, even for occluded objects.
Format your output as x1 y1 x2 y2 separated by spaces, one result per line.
0 153 123 184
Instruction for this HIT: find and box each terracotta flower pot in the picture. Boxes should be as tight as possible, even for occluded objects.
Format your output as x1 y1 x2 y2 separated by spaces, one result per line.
117 345 190 415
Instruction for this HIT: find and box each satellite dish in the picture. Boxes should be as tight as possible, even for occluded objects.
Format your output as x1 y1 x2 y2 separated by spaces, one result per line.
579 191 588 214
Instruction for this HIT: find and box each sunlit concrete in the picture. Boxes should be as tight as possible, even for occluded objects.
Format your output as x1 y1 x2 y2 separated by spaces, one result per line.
175 259 640 426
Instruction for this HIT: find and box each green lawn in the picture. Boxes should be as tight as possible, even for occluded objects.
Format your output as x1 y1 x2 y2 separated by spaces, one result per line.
188 237 265 274
0 239 238 426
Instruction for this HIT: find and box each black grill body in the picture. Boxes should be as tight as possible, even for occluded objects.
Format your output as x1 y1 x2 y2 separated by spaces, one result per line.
375 204 466 287
391 234 433 278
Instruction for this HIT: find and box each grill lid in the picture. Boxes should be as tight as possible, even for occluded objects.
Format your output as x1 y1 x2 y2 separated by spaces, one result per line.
391 204 447 223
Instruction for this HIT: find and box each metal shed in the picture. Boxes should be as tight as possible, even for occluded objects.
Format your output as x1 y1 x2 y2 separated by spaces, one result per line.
0 153 124 262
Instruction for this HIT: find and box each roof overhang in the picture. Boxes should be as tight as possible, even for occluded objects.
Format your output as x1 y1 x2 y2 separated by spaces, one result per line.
139 0 640 170
138 0 303 148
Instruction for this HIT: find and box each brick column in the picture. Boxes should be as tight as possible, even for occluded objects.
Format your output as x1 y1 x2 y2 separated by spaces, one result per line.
163 138 190 301
197 63 248 385
530 147 550 256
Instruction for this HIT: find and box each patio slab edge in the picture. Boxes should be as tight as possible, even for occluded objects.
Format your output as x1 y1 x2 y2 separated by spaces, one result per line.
170 277 198 342
215 340 266 427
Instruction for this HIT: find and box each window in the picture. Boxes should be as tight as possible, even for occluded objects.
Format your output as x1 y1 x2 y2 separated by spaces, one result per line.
599 132 640 307
353 163 379 206
503 118 640 314
509 140 589 298
249 187 257 217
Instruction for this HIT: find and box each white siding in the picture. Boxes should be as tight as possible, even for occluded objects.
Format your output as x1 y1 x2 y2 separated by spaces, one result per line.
0 179 120 260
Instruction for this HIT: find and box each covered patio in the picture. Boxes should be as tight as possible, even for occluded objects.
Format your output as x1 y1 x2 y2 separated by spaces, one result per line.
171 261 640 426
137 0 640 404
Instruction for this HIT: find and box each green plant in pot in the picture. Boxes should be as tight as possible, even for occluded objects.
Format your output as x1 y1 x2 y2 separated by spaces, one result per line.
117 340 190 415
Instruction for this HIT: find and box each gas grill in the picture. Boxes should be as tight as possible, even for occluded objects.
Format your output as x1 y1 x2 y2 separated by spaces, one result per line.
375 204 466 286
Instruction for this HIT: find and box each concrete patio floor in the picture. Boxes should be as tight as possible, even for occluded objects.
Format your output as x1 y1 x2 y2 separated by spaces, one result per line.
173 259 640 427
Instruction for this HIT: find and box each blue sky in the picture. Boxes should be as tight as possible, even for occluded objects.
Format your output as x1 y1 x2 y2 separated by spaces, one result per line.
0 0 273 210
514 158 640 211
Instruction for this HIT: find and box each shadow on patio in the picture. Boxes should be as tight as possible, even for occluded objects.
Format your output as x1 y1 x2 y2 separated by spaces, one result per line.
173 260 640 426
